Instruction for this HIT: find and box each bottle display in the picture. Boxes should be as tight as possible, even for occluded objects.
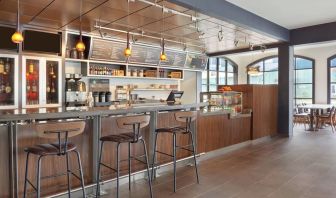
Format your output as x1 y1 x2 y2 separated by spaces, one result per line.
46 61 59 104
89 64 125 77
0 58 15 106
26 60 39 105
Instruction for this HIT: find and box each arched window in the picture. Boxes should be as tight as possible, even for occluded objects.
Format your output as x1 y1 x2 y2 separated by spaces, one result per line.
328 55 336 104
247 56 278 85
202 57 238 92
247 55 314 104
294 56 314 105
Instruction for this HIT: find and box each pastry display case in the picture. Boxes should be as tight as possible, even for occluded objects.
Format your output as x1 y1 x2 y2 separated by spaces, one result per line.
200 91 243 114
22 56 62 108
0 54 18 109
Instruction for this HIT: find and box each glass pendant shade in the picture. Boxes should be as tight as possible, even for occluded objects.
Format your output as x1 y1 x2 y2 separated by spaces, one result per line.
11 31 24 44
76 39 85 52
160 52 167 61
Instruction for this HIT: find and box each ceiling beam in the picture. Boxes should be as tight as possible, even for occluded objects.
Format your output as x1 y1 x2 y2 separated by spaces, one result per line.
290 21 336 45
167 0 290 42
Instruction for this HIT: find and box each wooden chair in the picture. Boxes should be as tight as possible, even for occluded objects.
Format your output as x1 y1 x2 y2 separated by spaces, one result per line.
151 111 199 192
317 106 336 132
96 114 153 198
23 121 86 198
293 106 310 130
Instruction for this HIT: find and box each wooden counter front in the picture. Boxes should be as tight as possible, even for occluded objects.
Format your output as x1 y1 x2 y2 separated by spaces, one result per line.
197 112 252 153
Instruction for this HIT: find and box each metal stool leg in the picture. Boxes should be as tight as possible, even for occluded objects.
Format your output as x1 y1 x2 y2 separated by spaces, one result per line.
96 142 104 197
140 139 153 198
189 132 199 184
66 153 72 198
173 133 177 192
116 143 121 198
151 132 158 180
74 150 86 198
37 156 43 198
23 152 30 198
128 142 131 191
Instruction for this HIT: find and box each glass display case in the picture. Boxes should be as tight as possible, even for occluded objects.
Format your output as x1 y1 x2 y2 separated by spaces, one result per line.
201 91 243 114
22 56 62 108
0 54 18 109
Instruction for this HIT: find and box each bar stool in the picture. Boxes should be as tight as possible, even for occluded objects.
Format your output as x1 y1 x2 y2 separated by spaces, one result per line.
23 121 86 198
96 114 153 198
151 111 199 192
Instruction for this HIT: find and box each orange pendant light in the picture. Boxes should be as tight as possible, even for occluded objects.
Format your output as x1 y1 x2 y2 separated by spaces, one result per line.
12 0 23 44
124 32 131 57
160 38 167 61
76 0 85 52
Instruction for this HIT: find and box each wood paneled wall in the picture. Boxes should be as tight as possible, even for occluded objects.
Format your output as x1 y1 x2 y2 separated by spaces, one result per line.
197 113 251 153
229 85 278 139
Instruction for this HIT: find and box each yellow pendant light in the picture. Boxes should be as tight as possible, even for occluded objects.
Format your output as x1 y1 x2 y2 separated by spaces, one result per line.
12 0 23 44
160 38 167 61
124 32 131 57
76 0 85 52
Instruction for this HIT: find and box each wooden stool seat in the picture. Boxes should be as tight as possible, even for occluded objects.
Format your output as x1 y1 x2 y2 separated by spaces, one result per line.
100 132 138 143
24 142 77 156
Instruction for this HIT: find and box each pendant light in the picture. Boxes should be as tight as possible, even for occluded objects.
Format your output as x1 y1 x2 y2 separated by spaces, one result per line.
124 32 132 57
160 38 167 61
160 2 167 61
11 0 24 44
124 0 131 57
76 0 85 52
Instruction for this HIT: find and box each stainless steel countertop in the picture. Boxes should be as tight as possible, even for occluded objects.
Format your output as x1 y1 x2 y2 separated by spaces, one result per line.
0 102 208 122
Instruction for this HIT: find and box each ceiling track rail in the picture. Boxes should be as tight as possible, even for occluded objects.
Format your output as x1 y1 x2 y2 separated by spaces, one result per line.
94 23 205 49
133 0 198 21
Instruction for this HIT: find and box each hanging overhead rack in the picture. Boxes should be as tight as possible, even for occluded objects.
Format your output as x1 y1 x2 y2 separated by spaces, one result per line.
132 0 198 21
94 22 205 50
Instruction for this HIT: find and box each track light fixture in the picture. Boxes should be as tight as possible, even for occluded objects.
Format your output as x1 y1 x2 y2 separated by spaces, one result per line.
11 0 23 44
218 27 224 42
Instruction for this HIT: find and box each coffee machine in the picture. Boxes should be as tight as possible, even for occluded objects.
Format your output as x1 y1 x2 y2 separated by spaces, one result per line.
65 74 87 107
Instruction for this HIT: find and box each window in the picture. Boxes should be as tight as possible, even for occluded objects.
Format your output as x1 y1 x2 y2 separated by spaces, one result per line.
294 56 314 105
247 56 278 85
201 57 238 92
328 55 336 104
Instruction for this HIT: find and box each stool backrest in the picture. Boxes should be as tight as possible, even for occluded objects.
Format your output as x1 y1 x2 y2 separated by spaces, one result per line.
35 121 86 154
175 111 197 132
36 121 86 139
117 114 150 142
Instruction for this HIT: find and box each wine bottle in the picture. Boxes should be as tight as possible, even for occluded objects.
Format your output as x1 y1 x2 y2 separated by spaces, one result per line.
47 84 51 93
0 60 4 74
4 58 10 75
32 80 37 92
51 82 56 93
29 62 34 74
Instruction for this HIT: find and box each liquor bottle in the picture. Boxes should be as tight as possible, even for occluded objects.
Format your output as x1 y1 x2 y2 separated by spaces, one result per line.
29 62 34 74
89 66 93 74
51 82 56 93
0 60 4 74
4 58 10 75
32 80 37 92
5 82 11 94
47 84 51 93
49 64 54 75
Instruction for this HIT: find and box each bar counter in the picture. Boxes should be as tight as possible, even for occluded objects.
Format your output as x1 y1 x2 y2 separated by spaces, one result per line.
0 102 211 198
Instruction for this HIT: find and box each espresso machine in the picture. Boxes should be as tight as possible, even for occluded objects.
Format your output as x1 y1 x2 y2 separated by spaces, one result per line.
65 74 87 107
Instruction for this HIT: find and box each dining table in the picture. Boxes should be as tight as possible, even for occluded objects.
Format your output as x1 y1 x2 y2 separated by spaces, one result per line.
297 104 334 131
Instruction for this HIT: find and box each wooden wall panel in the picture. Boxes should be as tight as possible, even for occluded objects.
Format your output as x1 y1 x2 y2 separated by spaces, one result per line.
0 125 10 198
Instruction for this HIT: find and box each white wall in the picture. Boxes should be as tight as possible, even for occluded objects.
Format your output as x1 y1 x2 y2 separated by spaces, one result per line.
225 43 336 104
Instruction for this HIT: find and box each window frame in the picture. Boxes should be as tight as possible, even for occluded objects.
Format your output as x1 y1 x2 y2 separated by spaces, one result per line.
327 55 336 104
294 55 315 105
202 57 238 92
247 55 279 85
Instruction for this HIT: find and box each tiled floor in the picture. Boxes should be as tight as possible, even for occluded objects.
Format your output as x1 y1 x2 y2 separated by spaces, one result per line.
102 126 336 198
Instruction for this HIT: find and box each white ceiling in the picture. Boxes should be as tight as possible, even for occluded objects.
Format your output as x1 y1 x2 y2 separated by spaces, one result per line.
226 0 336 29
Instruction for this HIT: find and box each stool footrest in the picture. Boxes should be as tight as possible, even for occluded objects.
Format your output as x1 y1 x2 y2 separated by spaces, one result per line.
26 179 37 191
132 156 147 165
100 162 117 172
155 150 174 157
176 145 193 152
